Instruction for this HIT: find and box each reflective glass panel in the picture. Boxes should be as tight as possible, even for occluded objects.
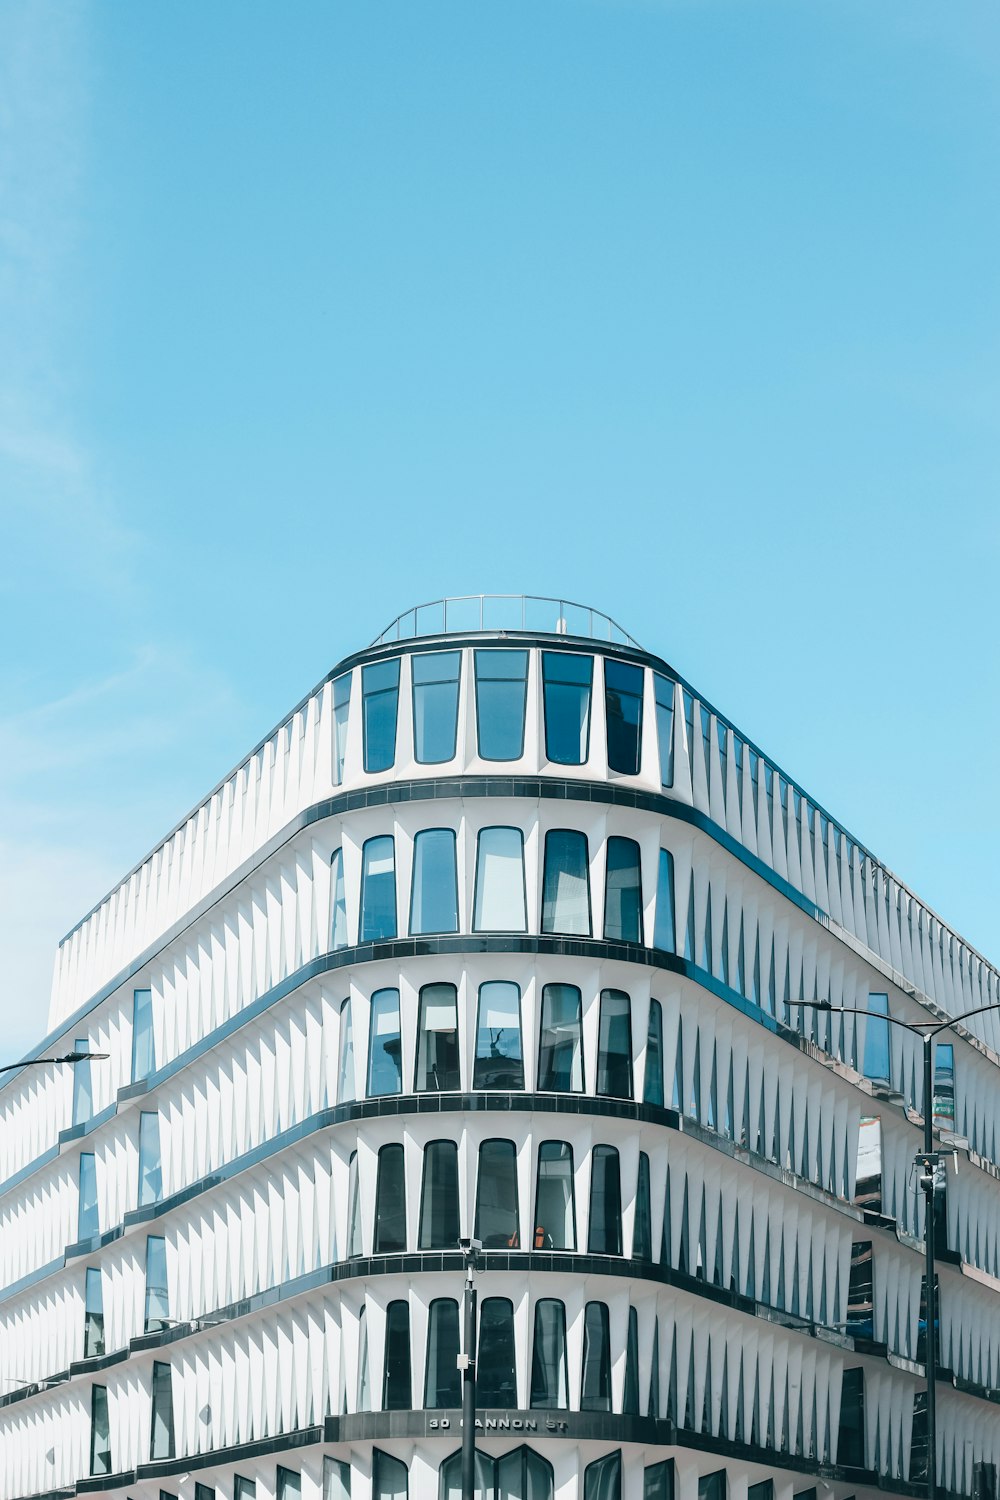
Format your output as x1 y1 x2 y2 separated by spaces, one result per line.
374 1144 406 1252
84 1266 105 1357
361 836 397 942
323 1457 351 1500
474 649 528 761
473 827 526 931
438 1452 493 1500
338 998 355 1103
473 981 524 1089
475 1139 519 1248
138 1112 162 1206
597 989 633 1098
90 1386 110 1475
933 1042 955 1129
330 849 348 950
653 849 676 953
538 983 584 1091
362 659 400 773
634 1153 652 1259
604 837 643 943
332 672 351 785
415 983 460 1091
419 1140 460 1249
588 1146 622 1254
372 1450 408 1500
585 1454 621 1500
534 1142 576 1250
542 652 593 764
409 829 459 935
645 1461 675 1500
581 1304 612 1411
478 1298 517 1407
367 988 402 1096
412 651 461 764
234 1476 255 1500
654 675 675 788
644 999 664 1106
382 1301 412 1410
424 1298 461 1408
530 1299 568 1408
347 1151 362 1256
863 993 890 1086
72 1038 93 1127
541 829 591 935
150 1361 175 1460
277 1472 301 1500
145 1235 169 1332
78 1152 99 1239
604 659 644 775
357 1308 370 1410
498 1448 554 1500
132 987 155 1083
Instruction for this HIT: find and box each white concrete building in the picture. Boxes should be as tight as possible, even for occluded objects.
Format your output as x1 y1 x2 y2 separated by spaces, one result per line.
2 595 999 1500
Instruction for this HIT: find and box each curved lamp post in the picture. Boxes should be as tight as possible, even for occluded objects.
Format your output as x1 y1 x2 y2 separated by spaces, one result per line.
0 1051 109 1078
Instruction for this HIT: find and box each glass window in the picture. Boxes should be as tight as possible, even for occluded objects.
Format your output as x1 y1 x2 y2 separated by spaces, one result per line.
933 1042 955 1129
412 651 461 764
542 651 593 765
78 1152 99 1240
478 1297 517 1407
419 1140 460 1249
415 983 460 1091
748 1485 773 1500
654 675 675 789
863 993 890 1086
234 1478 255 1500
145 1235 169 1333
541 829 592 936
374 1144 406 1253
645 1461 675 1500
473 982 524 1089
623 1306 640 1414
332 672 351 785
196 1484 216 1500
372 1451 408 1500
362 659 400 773
439 1452 494 1500
132 987 155 1083
330 850 348 950
361 836 397 942
698 1474 726 1500
653 850 676 953
644 999 664 1106
581 1304 612 1411
357 1307 370 1411
604 837 643 943
585 1453 622 1500
368 988 402 1096
530 1299 568 1408
537 983 584 1092
634 1152 652 1259
474 649 528 761
475 1139 519 1248
596 989 633 1098
149 1361 175 1460
588 1145 622 1255
72 1038 93 1126
323 1456 351 1500
382 1301 412 1410
409 829 459 935
424 1298 461 1408
347 1151 362 1256
473 827 527 932
605 659 644 775
497 1449 554 1499
534 1142 576 1250
138 1112 163 1207
90 1385 111 1475
84 1267 104 1358
338 997 355 1103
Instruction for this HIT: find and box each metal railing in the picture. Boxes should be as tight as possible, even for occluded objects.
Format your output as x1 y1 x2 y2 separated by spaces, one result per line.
371 594 642 649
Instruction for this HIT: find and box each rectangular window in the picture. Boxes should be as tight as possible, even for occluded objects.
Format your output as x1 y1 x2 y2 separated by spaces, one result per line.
933 1042 955 1129
78 1153 99 1240
654 676 675 789
863 993 890 1086
84 1266 105 1357
132 988 155 1083
644 999 664 1106
534 1142 576 1250
538 983 584 1091
697 1475 726 1500
412 650 461 763
362 659 400 773
72 1038 93 1126
234 1479 256 1500
530 1298 568 1408
374 1144 406 1253
474 981 524 1089
604 659 644 775
604 836 643 943
541 829 592 935
474 649 528 761
138 1112 162 1207
330 848 348 950
338 998 355 1103
145 1235 170 1332
588 1146 622 1255
149 1361 175 1460
645 1461 675 1500
418 1140 460 1249
424 1299 461 1409
323 1456 352 1500
332 671 351 785
473 827 527 931
196 1484 216 1500
409 828 458 934
596 989 633 1099
837 1367 865 1468
367 988 402 1096
653 849 676 953
277 1469 302 1500
542 651 593 765
415 983 460 1091
90 1384 111 1476
361 835 397 941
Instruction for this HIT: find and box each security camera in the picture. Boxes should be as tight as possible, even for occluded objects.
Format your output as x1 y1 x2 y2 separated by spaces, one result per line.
458 1237 483 1254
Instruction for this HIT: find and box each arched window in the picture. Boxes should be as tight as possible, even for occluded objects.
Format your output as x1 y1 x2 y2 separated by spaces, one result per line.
368 988 402 1096
542 651 593 765
530 1299 568 1408
585 1451 622 1500
473 827 527 932
541 830 592 935
580 1303 612 1412
474 982 523 1089
439 1450 494 1500
596 989 633 1098
382 1300 412 1410
361 837 397 941
346 1150 362 1257
374 1144 406 1253
439 1448 554 1500
362 660 400 774
474 649 529 762
605 659 644 775
653 849 676 953
424 1298 461 1408
477 1297 517 1407
372 1450 408 1500
475 1139 519 1248
419 1140 460 1249
409 829 459 935
604 837 643 943
330 850 348 951
415 983 460 1091
534 1141 576 1250
412 650 461 765
338 997 355 1103
588 1146 622 1255
537 984 584 1092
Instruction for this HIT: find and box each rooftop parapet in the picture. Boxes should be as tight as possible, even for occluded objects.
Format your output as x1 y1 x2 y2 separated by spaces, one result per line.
371 594 642 650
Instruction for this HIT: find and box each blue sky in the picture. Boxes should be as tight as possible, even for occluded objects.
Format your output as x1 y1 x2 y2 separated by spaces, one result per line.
1 0 998 1064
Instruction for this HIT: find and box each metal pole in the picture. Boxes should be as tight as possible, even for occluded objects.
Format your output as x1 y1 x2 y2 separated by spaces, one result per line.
461 1258 478 1500
921 1032 937 1500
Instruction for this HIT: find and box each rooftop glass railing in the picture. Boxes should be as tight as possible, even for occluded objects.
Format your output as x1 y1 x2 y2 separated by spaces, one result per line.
371 595 642 649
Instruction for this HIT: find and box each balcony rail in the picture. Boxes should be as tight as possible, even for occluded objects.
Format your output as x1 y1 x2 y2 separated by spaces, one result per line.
371 594 642 649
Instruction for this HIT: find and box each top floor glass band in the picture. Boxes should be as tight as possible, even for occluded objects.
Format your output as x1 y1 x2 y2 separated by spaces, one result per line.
372 595 642 650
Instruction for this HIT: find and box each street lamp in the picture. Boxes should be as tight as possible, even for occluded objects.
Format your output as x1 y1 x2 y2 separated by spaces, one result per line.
793 998 1000 1500
458 1236 482 1500
0 1051 110 1077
